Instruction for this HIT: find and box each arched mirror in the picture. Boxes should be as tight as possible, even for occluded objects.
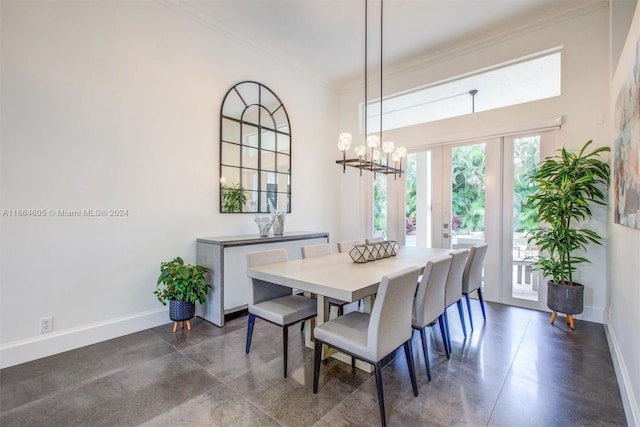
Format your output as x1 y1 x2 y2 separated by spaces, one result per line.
219 81 291 213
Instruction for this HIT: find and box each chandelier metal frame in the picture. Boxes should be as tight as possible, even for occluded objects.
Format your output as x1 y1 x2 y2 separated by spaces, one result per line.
336 0 406 178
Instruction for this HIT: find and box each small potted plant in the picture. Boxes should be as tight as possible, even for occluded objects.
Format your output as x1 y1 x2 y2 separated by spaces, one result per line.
527 140 610 330
154 257 211 333
221 183 247 212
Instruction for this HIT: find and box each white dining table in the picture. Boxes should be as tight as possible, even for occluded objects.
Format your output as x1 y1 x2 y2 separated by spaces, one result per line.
246 245 452 370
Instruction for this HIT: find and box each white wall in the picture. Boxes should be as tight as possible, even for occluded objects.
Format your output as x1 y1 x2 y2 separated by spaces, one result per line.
0 1 339 367
337 4 611 323
608 2 640 424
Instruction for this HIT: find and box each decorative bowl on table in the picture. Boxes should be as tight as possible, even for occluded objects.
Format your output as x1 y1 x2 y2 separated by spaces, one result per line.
349 241 398 263
349 245 371 263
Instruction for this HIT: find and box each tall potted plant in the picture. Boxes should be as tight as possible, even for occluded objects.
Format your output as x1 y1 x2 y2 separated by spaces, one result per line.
527 140 610 330
154 257 211 333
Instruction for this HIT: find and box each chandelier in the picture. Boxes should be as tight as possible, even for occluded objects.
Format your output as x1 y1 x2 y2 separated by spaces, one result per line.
336 0 406 178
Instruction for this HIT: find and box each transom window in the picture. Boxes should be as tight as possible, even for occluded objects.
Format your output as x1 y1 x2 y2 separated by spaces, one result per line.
366 49 562 132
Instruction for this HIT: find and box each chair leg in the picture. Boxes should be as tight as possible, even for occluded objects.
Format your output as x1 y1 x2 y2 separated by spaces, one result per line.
374 361 387 427
245 314 255 354
464 293 474 331
313 340 322 393
438 315 450 359
300 321 305 332
443 310 452 355
477 288 487 320
282 325 289 378
403 341 419 396
456 299 467 338
444 310 453 354
419 328 431 381
338 305 344 317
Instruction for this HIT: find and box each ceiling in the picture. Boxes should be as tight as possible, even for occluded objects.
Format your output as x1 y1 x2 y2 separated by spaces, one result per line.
180 0 603 87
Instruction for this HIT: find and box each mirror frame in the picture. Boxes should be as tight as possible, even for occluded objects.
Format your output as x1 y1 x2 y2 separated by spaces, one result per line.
219 81 292 213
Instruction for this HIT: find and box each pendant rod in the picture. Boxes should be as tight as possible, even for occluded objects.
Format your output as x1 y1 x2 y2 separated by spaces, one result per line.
470 89 478 113
364 0 368 149
379 0 383 145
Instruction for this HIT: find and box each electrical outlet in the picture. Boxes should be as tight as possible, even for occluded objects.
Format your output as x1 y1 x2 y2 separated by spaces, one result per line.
40 316 53 334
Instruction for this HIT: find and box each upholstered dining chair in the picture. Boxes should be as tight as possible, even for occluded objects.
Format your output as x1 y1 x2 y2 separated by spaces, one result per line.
301 243 351 317
337 239 364 253
245 248 317 378
313 267 420 427
365 237 386 244
443 249 469 355
336 240 365 312
301 243 332 258
412 254 453 378
462 244 488 330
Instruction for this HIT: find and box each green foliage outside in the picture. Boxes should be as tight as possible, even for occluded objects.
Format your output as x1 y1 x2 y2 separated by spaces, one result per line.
375 157 417 235
374 139 541 238
405 155 417 234
373 174 387 234
451 144 486 234
513 137 541 233
154 257 211 305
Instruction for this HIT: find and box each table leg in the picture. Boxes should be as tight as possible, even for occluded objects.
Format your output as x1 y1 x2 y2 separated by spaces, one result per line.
362 295 375 313
304 294 324 346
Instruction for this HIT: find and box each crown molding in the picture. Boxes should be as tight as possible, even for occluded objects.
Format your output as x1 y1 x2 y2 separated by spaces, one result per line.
157 0 338 91
341 0 609 92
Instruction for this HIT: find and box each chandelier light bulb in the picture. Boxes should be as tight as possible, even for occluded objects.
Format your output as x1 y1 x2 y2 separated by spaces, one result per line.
382 141 395 154
366 134 380 149
337 132 352 152
394 147 407 158
354 144 366 158
391 152 401 163
372 149 381 162
220 176 227 184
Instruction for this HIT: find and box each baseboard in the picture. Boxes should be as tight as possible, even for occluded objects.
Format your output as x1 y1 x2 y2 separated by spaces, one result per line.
605 323 640 426
0 308 170 369
576 305 606 324
470 293 606 324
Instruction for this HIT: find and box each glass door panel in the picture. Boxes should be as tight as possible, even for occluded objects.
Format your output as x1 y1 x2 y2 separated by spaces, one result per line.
501 131 555 310
511 136 540 301
450 143 486 250
405 153 417 246
402 132 555 309
405 141 498 302
405 149 441 248
443 139 500 302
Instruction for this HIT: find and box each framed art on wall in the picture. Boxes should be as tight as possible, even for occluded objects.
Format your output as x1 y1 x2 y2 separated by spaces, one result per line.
613 39 640 229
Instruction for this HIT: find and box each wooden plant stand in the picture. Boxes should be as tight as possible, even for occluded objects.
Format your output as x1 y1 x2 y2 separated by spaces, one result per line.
172 320 192 333
550 311 575 330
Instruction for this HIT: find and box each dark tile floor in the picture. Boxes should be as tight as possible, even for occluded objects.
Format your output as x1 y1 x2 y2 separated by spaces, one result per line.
0 302 627 426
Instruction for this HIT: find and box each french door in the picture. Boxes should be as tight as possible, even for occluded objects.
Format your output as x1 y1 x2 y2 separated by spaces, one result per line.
405 130 555 310
499 132 555 310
